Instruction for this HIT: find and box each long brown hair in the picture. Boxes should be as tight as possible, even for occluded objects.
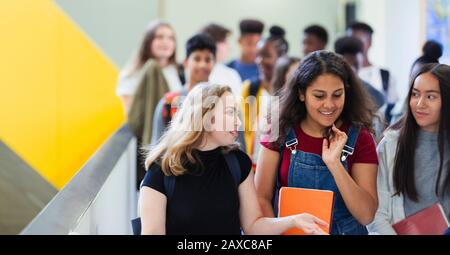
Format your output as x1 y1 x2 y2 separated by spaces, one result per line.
392 63 450 200
275 51 376 145
127 21 177 76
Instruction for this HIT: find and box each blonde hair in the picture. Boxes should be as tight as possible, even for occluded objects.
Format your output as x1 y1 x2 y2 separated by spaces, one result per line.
145 83 238 176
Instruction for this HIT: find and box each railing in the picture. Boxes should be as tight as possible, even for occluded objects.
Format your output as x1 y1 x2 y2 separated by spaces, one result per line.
21 124 137 235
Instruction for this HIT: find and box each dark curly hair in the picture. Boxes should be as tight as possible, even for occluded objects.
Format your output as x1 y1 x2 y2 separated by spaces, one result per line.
304 24 329 44
267 25 289 56
274 51 376 145
185 33 216 59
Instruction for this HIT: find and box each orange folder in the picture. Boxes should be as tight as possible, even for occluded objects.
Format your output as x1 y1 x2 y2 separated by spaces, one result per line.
278 187 334 235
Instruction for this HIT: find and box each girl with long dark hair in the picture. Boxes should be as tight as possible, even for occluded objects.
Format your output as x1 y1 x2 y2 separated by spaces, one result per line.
369 63 450 234
255 51 379 235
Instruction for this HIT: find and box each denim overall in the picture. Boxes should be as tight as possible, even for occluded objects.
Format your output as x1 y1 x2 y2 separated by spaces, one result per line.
278 125 368 235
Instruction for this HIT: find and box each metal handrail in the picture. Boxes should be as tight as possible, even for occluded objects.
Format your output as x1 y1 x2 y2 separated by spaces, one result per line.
21 124 134 235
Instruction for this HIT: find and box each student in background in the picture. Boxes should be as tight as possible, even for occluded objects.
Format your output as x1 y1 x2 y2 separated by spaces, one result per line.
410 40 443 81
302 25 328 56
334 36 385 110
255 51 379 235
271 57 300 95
117 20 183 112
201 23 243 96
391 40 443 125
334 36 386 140
139 83 328 235
228 19 265 82
117 21 184 188
347 22 399 123
241 25 289 168
368 63 450 235
151 33 216 145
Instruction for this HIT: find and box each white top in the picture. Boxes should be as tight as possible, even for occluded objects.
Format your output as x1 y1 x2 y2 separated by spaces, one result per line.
116 63 182 96
209 63 243 96
116 64 147 96
359 65 398 104
161 64 183 92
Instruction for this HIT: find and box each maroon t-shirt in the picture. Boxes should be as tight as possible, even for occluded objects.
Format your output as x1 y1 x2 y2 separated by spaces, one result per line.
260 122 378 186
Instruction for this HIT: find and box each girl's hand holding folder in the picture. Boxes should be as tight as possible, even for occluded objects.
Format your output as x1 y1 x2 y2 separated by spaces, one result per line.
291 213 329 235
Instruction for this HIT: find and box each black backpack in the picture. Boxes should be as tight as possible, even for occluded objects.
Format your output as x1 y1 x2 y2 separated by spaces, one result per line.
380 69 390 93
131 152 241 235
380 69 395 123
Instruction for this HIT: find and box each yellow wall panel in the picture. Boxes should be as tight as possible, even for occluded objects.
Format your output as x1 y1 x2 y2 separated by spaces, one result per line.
0 0 125 189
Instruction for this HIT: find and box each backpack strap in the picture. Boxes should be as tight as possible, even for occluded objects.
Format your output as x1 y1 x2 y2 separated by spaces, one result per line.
380 69 390 93
249 79 260 98
341 125 361 162
131 217 141 235
224 152 241 187
177 64 186 85
380 69 394 123
384 103 395 124
132 167 176 236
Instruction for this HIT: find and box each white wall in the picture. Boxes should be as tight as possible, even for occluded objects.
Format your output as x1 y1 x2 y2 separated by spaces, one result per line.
385 0 423 98
358 0 424 99
161 0 340 61
357 0 387 67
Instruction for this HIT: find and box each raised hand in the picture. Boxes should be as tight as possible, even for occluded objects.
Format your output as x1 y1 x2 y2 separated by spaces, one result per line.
322 124 348 168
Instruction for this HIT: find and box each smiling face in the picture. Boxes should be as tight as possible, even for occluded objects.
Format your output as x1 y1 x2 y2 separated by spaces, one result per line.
204 91 241 147
300 73 345 130
150 25 176 61
239 34 261 63
256 40 279 82
409 72 442 132
184 50 215 85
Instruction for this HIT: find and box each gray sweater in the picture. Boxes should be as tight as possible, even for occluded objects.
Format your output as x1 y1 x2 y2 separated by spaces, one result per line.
368 129 450 234
404 130 450 219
